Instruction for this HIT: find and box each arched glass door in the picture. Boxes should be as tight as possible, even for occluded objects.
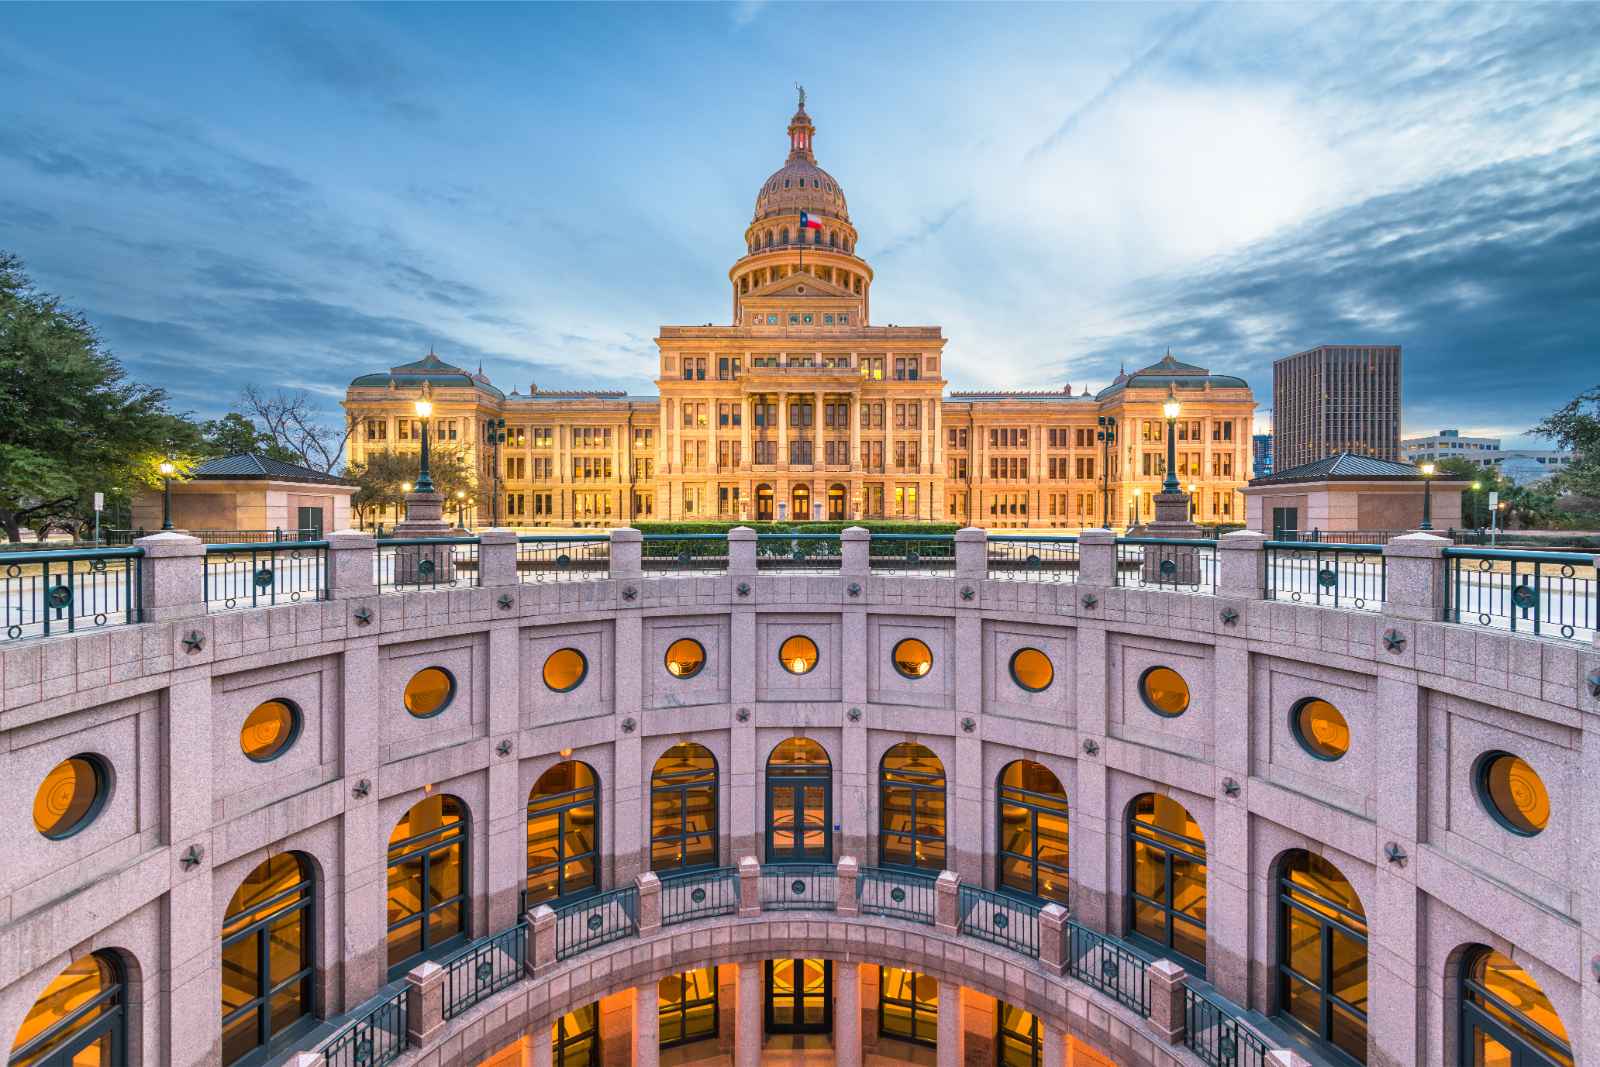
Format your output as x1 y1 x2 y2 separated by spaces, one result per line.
527 761 599 908
1127 794 1207 972
766 738 831 862
8 953 124 1067
997 761 1069 904
765 959 832 1034
879 743 946 871
1277 850 1367 1063
827 484 847 520
755 484 774 521
651 743 719 872
387 795 468 976
1461 948 1572 1067
221 853 316 1065
791 483 812 521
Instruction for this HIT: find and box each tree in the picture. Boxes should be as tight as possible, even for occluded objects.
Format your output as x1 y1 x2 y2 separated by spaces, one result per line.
345 447 478 529
199 412 290 462
1532 384 1600 517
1435 457 1507 529
237 385 352 473
0 251 205 541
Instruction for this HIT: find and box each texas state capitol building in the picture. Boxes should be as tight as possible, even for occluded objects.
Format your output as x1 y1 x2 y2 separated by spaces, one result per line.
344 100 1254 529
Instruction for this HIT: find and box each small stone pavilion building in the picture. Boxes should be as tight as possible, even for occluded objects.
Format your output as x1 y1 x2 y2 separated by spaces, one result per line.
1240 451 1468 538
131 453 354 539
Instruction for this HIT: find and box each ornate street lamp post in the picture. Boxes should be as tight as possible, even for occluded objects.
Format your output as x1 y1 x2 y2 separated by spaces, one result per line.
1162 395 1182 496
1096 415 1116 529
1419 462 1435 530
413 393 436 494
159 459 176 530
455 489 467 529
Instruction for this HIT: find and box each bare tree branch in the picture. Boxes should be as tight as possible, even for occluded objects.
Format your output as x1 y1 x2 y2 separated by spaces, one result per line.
237 386 352 473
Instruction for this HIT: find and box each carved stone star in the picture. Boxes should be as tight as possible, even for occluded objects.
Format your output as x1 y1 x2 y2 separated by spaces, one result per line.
620 717 637 733
1220 607 1239 625
497 593 514 609
960 586 975 601
735 708 750 723
1082 739 1099 756
1383 841 1408 867
496 739 513 757
847 582 861 597
622 586 638 601
847 707 862 722
1221 777 1241 798
1081 594 1098 609
1382 629 1407 653
351 778 371 799
736 582 751 597
353 606 372 626
182 630 205 653
180 844 205 871
960 716 977 734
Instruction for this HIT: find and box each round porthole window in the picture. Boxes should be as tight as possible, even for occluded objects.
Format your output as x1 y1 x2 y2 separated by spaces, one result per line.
779 635 819 675
34 754 111 839
664 638 706 679
1138 666 1190 717
240 699 301 762
1009 647 1054 692
403 667 456 718
892 638 933 679
1290 698 1349 760
1476 751 1549 836
542 648 588 692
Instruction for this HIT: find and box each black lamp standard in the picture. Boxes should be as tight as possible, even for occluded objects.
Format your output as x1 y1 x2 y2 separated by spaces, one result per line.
1096 415 1116 528
413 394 436 494
1419 461 1435 530
1161 395 1181 496
1470 479 1482 529
158 458 176 530
454 489 467 529
487 417 507 525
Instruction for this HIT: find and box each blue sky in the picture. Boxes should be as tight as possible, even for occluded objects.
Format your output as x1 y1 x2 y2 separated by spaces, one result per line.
2 2 1596 446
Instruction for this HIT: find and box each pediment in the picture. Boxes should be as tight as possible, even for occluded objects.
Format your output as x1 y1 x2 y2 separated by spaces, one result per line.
745 271 853 300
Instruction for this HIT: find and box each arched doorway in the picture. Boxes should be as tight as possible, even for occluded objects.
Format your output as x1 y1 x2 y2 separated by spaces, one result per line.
222 853 316 1064
755 484 774 522
765 959 832 1035
1460 947 1572 1066
1277 850 1367 1063
527 761 599 908
650 743 718 872
765 738 831 862
387 795 468 976
1127 794 1207 972
791 483 812 521
9 953 125 1067
997 760 1069 904
827 483 846 521
879 743 946 871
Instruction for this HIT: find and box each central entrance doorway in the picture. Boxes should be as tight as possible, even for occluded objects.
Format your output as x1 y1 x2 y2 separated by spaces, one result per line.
765 738 832 862
791 483 812 521
756 484 774 521
827 483 846 520
764 958 832 1034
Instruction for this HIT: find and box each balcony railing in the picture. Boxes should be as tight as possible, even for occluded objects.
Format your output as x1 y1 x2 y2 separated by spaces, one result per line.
1115 537 1218 595
1066 920 1152 1014
516 535 610 582
867 534 956 576
858 866 938 925
642 533 729 575
554 885 638 960
1 547 142 641
760 863 837 911
1264 541 1386 612
660 867 739 925
204 540 328 611
442 922 526 1020
755 533 841 571
986 535 1080 582
1184 984 1270 1067
957 885 1040 958
376 537 480 594
320 985 408 1067
1443 547 1597 642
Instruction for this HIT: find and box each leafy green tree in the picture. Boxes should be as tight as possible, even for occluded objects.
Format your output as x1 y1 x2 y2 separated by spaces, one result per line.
1435 457 1506 528
0 251 204 541
345 447 478 529
1532 385 1600 518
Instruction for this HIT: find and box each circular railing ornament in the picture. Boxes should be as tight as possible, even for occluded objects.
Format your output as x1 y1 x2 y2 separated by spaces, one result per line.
1026 554 1042 569
46 584 72 610
1511 584 1537 610
587 914 603 931
1217 1035 1237 1058
691 887 707 904
907 551 920 564
354 1037 374 1065
791 879 807 896
993 913 1009 930
890 887 906 904
476 960 494 983
556 553 571 568
677 550 691 564
1316 567 1338 590
417 558 435 577
1101 955 1119 981
91 559 108 574
1159 558 1177 578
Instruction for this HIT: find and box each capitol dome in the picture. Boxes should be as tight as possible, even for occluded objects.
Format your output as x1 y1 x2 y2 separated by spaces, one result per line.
752 99 849 224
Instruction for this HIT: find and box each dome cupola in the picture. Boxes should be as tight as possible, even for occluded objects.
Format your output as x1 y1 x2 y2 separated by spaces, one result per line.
751 86 850 225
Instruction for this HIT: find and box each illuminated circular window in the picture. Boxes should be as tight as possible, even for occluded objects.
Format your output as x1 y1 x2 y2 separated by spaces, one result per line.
240 699 301 762
34 754 111 839
1476 752 1549 836
892 638 933 679
1138 666 1190 717
403 667 456 718
542 648 588 692
1290 698 1349 760
779 635 819 675
664 638 706 679
1009 647 1054 692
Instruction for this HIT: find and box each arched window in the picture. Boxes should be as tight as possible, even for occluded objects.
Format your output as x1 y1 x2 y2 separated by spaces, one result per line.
829 231 837 248
879 743 945 871
766 738 831 862
222 854 315 1065
780 228 790 245
1277 850 1367 1063
387 795 468 975
551 1002 601 1067
764 231 773 249
527 761 599 908
878 968 936 1047
651 743 718 872
996 1001 1041 1067
1128 795 1206 971
8 953 124 1067
812 229 821 245
659 967 719 1048
1461 948 1571 1066
997 760 1069 904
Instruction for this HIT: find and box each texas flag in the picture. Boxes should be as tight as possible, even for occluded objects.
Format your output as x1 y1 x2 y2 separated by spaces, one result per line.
799 210 823 230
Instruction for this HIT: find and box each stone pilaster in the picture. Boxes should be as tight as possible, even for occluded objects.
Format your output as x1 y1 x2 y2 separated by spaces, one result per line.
1381 532 1449 621
1145 959 1187 1043
405 960 446 1044
736 961 762 1067
836 856 859 915
1076 527 1116 587
325 530 377 600
954 526 986 582
935 982 963 1067
839 525 870 575
636 872 662 934
135 532 205 621
934 870 960 933
632 984 660 1067
738 856 761 916
476 528 519 586
1217 530 1267 600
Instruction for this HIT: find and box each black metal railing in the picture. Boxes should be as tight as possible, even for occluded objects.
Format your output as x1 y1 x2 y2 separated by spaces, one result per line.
957 885 1040 958
1066 920 1151 1014
858 866 938 925
203 541 328 611
1184 985 1270 1067
376 537 480 593
103 527 322 546
517 535 610 582
320 985 408 1067
760 863 838 911
442 922 527 1020
1115 537 1218 594
1264 541 1386 612
660 867 739 925
868 533 956 576
554 886 638 960
1 547 142 641
986 535 1080 582
641 533 729 575
755 532 842 571
1443 548 1597 642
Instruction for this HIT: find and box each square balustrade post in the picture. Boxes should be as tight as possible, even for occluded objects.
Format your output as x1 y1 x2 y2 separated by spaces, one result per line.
955 527 986 582
609 527 642 580
1077 528 1116 587
934 870 960 933
1381 532 1449 621
1145 958 1188 1044
840 526 870 576
728 526 758 576
836 856 860 916
1217 530 1267 600
1037 904 1067 975
738 856 762 916
134 532 206 621
325 530 377 600
636 871 662 934
525 904 556 976
404 960 446 1045
476 528 518 586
